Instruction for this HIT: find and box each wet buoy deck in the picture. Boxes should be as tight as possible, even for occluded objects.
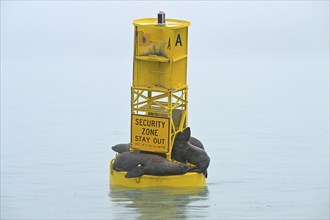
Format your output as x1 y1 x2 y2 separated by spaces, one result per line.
109 159 206 188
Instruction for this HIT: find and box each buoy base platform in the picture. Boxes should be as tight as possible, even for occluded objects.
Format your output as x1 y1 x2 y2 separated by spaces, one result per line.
109 159 206 188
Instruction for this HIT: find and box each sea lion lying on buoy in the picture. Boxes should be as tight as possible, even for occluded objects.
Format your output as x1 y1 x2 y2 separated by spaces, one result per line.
172 127 210 174
111 143 165 157
113 152 193 178
111 136 204 154
112 143 131 153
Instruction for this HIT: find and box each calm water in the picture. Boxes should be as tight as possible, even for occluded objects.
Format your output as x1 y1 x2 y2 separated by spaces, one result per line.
1 2 329 219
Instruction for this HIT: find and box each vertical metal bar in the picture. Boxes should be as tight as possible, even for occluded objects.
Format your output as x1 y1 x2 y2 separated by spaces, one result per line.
185 86 188 128
147 90 152 116
167 90 173 160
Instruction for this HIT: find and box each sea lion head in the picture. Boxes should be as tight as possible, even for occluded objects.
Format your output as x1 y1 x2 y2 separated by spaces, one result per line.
111 143 130 153
175 127 191 143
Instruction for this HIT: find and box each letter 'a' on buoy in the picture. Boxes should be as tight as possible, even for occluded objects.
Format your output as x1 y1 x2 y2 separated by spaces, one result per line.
110 12 206 188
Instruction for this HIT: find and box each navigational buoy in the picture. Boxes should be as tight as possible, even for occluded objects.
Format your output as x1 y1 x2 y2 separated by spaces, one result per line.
109 12 209 188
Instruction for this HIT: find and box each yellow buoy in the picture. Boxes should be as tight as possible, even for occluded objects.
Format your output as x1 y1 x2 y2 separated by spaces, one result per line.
110 12 206 188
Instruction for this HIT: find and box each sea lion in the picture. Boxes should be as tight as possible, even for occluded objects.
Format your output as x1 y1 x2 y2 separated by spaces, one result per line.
113 152 193 178
111 136 204 154
111 143 165 157
111 143 131 153
188 136 205 150
172 127 210 173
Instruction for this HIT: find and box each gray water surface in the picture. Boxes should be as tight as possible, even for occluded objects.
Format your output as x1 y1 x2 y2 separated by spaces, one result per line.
1 2 329 219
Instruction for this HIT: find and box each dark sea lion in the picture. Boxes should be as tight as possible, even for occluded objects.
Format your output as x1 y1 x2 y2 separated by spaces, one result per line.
113 152 193 178
111 136 204 154
111 143 165 157
111 143 131 153
172 127 210 173
188 136 204 150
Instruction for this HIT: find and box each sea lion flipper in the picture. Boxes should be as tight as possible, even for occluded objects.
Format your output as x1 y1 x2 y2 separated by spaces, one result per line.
125 166 144 178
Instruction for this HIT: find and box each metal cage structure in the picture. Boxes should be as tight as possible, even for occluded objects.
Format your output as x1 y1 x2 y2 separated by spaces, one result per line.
131 85 188 159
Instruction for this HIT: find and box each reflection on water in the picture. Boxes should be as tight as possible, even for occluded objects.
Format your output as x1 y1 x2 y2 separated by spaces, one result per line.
109 187 209 220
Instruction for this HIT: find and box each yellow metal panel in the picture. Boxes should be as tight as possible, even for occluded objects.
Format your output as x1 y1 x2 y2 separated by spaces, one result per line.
133 60 165 87
172 27 188 59
136 26 171 57
133 18 190 90
171 58 187 88
131 115 170 153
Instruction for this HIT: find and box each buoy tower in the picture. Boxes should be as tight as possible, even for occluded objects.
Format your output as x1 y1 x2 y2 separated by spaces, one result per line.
110 12 206 188
131 12 189 159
